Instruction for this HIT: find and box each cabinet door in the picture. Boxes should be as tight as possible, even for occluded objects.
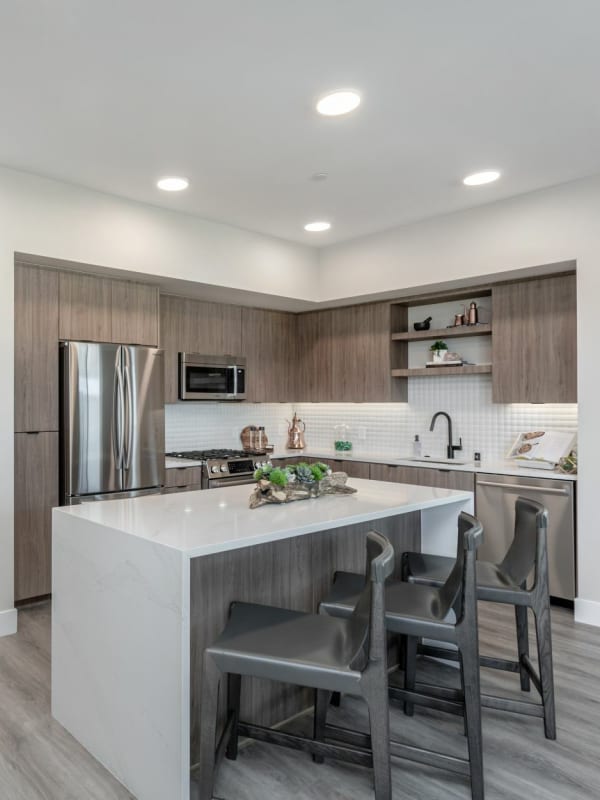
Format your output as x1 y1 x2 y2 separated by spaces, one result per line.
159 295 184 403
296 310 333 401
369 463 403 482
330 460 370 479
492 274 577 403
14 264 59 432
111 280 159 346
163 466 203 489
242 308 297 402
59 271 112 342
330 303 393 402
14 432 58 602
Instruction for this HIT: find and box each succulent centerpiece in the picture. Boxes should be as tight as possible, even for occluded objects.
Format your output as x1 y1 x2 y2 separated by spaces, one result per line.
249 461 357 508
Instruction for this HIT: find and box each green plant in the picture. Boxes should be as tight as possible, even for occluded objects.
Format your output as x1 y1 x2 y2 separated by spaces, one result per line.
430 340 448 352
295 463 315 483
254 464 273 481
310 464 325 481
268 468 288 487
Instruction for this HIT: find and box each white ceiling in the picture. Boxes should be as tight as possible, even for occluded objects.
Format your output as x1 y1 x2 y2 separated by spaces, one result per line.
1 1 600 246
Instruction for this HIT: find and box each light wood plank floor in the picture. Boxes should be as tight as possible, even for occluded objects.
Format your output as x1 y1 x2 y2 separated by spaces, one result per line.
2 601 600 799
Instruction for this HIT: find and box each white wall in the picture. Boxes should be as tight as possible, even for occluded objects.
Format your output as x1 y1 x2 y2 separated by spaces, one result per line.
0 165 318 628
320 174 600 624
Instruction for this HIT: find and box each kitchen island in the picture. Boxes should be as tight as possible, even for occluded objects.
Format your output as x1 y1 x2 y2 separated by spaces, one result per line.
52 478 472 800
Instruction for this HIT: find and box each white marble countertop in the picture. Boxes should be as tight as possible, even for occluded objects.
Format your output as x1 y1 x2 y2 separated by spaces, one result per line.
268 448 577 482
53 478 472 558
165 457 204 469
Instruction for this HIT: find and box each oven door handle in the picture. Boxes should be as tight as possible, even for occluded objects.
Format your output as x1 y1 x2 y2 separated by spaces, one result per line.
208 477 255 489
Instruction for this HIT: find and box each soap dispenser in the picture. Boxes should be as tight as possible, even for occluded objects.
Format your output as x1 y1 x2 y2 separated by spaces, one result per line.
413 435 422 457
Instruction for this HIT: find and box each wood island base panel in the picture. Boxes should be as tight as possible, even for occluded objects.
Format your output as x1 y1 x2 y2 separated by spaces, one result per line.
51 479 472 800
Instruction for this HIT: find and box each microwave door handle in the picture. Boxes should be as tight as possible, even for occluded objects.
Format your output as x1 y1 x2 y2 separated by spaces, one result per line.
232 365 237 396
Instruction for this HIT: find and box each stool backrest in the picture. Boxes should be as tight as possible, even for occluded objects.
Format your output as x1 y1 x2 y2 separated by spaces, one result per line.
438 512 484 621
348 530 395 671
499 497 548 588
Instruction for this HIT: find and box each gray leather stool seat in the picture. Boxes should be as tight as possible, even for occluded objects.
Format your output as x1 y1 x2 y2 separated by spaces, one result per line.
197 531 395 800
320 512 485 800
404 496 556 740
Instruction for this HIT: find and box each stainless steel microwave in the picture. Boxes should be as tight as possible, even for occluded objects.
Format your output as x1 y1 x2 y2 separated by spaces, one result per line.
178 353 246 400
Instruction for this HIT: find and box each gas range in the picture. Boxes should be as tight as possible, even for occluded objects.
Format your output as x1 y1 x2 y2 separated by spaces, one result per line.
165 449 273 489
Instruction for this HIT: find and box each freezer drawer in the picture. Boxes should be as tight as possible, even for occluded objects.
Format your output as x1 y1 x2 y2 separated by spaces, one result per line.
475 473 575 601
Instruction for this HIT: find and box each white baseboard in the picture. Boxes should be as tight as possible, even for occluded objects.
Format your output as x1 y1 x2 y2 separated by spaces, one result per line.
0 607 18 637
574 598 600 627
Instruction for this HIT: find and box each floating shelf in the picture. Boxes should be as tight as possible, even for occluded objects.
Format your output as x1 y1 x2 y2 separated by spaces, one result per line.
391 323 492 342
392 364 492 378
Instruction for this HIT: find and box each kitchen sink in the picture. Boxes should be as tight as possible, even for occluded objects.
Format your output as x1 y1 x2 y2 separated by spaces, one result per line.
400 456 472 466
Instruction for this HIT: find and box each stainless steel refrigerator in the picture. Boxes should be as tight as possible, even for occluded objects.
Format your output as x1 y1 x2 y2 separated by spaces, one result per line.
60 342 164 504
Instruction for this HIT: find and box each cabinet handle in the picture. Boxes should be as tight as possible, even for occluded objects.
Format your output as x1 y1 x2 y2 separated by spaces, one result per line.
476 479 570 496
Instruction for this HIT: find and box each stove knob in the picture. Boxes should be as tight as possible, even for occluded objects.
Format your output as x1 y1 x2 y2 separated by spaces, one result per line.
220 464 228 473
211 465 220 473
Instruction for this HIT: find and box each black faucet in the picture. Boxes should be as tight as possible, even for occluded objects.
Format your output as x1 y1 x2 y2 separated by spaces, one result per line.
429 411 463 459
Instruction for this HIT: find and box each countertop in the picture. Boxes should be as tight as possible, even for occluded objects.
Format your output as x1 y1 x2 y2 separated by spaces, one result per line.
53 478 471 558
267 448 578 482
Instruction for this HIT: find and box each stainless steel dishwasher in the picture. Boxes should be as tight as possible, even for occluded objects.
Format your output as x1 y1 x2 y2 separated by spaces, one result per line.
475 472 576 601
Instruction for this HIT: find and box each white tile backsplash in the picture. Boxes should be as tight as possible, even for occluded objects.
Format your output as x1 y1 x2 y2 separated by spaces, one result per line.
165 375 577 462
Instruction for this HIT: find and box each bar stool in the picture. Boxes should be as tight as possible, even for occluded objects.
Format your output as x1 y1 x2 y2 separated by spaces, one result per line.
403 496 555 739
196 530 395 800
320 512 485 800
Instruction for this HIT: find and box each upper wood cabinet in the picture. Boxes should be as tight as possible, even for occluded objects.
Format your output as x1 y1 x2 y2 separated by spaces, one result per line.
296 302 404 402
14 431 58 601
59 271 112 342
242 308 297 402
59 271 159 346
14 264 59 432
159 295 243 403
492 274 577 403
111 280 159 346
295 310 333 402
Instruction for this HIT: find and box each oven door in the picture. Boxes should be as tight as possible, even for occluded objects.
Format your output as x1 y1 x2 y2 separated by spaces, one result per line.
180 363 236 400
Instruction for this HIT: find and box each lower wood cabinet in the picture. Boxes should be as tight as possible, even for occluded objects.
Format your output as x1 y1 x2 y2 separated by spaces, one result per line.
14 432 58 602
163 466 203 492
369 462 475 492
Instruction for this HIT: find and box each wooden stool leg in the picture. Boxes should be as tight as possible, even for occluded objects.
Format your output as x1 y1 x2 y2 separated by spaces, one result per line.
403 635 417 716
366 682 392 800
225 674 241 760
313 689 331 764
534 600 557 740
515 603 531 692
460 640 484 800
198 654 222 800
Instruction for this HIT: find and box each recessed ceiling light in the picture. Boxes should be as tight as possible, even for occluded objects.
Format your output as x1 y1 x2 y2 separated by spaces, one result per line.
304 221 331 232
316 90 361 116
463 170 500 186
156 176 189 191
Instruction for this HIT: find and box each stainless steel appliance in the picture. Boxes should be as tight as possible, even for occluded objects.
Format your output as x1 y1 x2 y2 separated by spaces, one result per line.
179 353 246 400
475 472 576 601
60 342 164 504
165 449 271 489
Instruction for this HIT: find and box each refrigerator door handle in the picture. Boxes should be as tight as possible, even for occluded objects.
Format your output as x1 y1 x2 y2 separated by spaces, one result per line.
113 348 125 469
123 360 134 470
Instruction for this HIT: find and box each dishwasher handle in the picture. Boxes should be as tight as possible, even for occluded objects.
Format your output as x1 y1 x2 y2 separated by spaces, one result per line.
476 479 570 496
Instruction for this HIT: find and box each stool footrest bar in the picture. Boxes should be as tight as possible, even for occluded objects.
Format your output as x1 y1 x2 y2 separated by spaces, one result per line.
237 721 373 768
480 694 544 717
389 739 471 777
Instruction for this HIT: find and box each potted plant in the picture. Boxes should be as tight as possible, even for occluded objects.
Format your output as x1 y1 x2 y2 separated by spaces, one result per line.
430 340 448 363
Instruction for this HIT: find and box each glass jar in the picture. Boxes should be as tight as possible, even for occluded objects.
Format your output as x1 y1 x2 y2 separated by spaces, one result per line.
334 424 353 453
